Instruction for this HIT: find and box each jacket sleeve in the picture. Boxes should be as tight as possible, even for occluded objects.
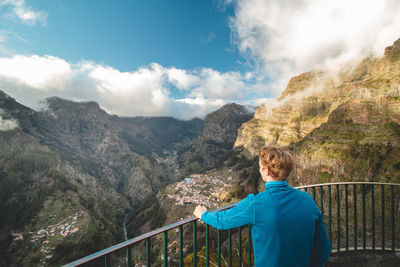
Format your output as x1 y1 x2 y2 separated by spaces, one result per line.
310 212 331 267
201 194 255 230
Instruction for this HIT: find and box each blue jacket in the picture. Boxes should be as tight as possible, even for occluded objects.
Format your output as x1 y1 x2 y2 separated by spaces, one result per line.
201 180 331 266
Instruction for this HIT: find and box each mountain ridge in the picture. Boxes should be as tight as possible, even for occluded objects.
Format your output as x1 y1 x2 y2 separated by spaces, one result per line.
0 91 252 266
235 37 400 185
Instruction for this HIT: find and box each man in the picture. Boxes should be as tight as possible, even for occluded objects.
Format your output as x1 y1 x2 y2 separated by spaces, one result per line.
194 146 331 266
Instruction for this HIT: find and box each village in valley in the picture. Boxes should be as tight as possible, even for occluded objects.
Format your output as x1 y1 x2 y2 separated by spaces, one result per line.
145 171 235 265
10 171 234 267
164 171 233 209
11 211 86 262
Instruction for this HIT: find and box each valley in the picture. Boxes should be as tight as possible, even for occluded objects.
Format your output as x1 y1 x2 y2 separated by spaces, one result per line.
1 37 400 266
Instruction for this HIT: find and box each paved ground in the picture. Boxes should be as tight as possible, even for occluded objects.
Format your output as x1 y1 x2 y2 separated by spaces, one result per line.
327 250 400 267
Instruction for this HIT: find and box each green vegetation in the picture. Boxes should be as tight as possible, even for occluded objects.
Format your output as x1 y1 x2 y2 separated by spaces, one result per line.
126 193 167 238
184 230 253 267
294 118 400 185
317 172 334 183
0 130 129 266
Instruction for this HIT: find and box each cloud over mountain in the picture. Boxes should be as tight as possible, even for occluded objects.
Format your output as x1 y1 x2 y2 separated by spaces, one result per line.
1 0 400 118
229 0 400 95
0 55 257 119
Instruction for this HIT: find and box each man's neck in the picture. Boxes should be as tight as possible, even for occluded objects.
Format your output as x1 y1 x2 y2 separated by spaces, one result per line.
265 176 284 183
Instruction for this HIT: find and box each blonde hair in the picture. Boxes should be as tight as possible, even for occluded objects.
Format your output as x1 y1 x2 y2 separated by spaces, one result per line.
259 146 294 181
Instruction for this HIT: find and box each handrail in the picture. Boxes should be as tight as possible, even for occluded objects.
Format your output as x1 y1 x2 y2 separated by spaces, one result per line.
63 182 400 267
295 181 400 189
63 203 237 266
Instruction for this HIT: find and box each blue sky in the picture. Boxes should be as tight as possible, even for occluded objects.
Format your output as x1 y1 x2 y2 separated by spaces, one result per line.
4 1 239 72
0 0 400 120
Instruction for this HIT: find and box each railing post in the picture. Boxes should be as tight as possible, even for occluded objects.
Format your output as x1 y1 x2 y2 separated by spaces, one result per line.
372 184 375 250
206 224 209 267
164 231 168 267
345 184 349 251
238 226 242 267
193 221 197 267
320 186 324 214
354 184 357 250
337 184 340 252
381 185 385 250
248 225 252 266
179 226 183 267
104 254 110 267
146 238 151 267
217 229 221 267
312 187 316 201
391 185 395 251
126 245 131 267
228 229 232 267
362 184 366 250
328 185 332 244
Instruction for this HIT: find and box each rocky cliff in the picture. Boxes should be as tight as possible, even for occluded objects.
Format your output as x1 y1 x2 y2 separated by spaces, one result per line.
235 37 400 184
178 103 253 174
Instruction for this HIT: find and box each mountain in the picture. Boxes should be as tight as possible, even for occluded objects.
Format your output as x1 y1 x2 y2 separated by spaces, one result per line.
0 92 255 266
0 93 203 266
124 103 254 236
178 103 253 174
27 96 203 199
235 37 400 185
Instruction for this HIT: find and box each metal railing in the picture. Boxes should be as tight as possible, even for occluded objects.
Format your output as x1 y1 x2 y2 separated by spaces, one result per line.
63 182 400 267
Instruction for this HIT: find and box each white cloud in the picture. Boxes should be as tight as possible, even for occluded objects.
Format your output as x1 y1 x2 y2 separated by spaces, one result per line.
165 67 255 100
251 97 274 108
2 0 400 119
0 55 256 119
188 68 249 99
229 0 400 95
0 0 47 25
166 67 199 91
173 98 227 119
0 108 18 131
0 115 18 131
86 62 171 117
0 55 73 89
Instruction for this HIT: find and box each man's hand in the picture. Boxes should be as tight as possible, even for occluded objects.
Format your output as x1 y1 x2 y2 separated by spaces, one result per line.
193 205 207 219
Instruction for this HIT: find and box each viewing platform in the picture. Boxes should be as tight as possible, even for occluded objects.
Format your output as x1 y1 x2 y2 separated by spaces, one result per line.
64 182 400 266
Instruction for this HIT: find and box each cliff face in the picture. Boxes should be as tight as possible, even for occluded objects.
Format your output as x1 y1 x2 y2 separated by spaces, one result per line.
27 97 174 199
200 103 253 144
179 103 253 174
235 38 400 184
235 71 341 154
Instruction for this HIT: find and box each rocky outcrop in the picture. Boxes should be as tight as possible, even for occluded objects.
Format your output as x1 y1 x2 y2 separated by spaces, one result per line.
234 37 400 185
235 75 341 155
200 103 253 144
179 103 253 174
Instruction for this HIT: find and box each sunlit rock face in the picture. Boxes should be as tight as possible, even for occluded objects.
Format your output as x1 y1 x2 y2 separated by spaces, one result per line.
235 38 400 185
235 38 400 156
235 70 341 156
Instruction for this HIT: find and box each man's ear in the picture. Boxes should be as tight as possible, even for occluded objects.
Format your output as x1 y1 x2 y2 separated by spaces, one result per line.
266 168 270 176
